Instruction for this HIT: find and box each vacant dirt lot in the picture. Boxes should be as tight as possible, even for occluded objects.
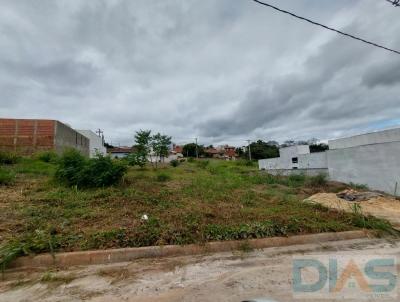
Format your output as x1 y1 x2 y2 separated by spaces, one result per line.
1 237 399 302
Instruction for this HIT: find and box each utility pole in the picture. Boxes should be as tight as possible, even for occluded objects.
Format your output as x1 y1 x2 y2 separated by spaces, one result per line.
96 128 103 137
246 140 252 161
195 137 199 159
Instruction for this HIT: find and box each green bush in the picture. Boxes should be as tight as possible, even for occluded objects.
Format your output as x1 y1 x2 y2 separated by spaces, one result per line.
55 149 127 188
55 149 86 186
170 159 180 167
125 152 147 168
80 155 127 187
0 168 15 185
35 151 59 163
156 173 171 182
187 157 195 163
0 151 20 165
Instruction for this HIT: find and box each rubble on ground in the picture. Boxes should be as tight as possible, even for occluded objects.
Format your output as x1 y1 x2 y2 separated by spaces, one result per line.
306 190 400 230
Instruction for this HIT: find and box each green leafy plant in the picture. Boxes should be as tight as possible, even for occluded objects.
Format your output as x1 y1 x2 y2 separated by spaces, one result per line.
55 149 127 188
125 152 147 168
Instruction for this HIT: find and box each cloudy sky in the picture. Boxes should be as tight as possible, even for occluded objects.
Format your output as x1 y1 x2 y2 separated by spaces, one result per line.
1 0 400 146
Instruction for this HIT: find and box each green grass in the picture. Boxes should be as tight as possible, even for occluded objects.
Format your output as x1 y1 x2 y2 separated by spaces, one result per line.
0 167 15 185
0 157 397 269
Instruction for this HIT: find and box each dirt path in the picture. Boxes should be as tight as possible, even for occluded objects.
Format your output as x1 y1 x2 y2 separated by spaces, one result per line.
1 238 400 302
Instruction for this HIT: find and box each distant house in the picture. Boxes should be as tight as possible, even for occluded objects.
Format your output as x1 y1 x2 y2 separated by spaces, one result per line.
0 118 89 156
172 144 183 154
76 130 107 158
204 145 237 160
108 147 134 159
223 146 237 160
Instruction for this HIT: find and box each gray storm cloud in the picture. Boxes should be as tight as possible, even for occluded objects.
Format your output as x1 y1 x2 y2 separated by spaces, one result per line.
0 0 399 145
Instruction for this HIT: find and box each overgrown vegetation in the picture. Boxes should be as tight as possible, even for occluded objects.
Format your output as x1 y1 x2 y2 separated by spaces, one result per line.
0 157 397 269
35 151 59 163
55 149 127 188
0 151 20 165
0 167 15 185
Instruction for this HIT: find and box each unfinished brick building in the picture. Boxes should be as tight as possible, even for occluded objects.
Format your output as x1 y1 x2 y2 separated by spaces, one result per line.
0 118 89 156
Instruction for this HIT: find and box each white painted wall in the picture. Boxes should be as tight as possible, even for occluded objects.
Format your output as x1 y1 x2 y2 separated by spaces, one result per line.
298 152 327 169
259 145 315 170
327 141 400 195
329 128 400 150
77 130 107 158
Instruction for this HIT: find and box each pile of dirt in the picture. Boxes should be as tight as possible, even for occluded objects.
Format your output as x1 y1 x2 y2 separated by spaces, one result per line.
306 190 400 230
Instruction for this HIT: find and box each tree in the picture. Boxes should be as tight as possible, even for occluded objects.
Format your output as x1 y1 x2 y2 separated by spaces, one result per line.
244 140 279 160
235 147 245 158
134 130 152 164
310 143 329 153
151 133 172 167
183 143 204 158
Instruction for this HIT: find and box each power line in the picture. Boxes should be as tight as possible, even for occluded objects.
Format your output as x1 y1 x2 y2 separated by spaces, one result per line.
251 0 400 56
385 0 400 7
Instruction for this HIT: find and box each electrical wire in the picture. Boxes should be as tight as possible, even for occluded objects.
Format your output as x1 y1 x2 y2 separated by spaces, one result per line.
385 0 400 7
251 0 400 55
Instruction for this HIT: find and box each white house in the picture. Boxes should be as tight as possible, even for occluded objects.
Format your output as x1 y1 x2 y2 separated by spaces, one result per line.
76 130 107 158
258 127 400 195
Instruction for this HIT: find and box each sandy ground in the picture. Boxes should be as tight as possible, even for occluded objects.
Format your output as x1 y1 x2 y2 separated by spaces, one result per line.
307 193 400 230
1 238 400 302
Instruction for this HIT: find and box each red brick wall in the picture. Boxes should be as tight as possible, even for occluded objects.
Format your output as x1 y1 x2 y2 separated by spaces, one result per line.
0 119 55 154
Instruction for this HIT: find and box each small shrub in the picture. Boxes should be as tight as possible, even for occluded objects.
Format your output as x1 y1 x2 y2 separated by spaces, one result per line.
187 157 195 163
80 155 127 187
0 168 15 185
55 149 86 186
35 151 59 163
0 151 20 165
170 159 180 167
55 149 127 188
156 173 171 182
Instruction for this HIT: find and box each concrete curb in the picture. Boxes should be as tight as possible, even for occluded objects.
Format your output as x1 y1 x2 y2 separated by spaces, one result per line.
10 230 370 269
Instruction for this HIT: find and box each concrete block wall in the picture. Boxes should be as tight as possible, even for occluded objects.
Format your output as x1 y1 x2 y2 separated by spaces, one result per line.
329 128 400 150
327 141 400 195
55 121 89 156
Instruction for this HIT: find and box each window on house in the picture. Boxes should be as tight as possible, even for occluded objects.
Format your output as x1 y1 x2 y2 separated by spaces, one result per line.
292 157 298 163
293 167 298 170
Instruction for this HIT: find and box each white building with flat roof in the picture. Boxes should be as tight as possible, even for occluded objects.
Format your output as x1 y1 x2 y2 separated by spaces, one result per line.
77 130 107 158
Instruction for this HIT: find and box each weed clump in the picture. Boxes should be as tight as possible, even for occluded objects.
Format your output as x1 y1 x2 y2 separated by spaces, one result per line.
195 160 209 169
170 159 180 167
0 151 20 165
55 149 127 188
35 151 59 163
156 173 171 182
0 168 15 185
306 173 328 187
